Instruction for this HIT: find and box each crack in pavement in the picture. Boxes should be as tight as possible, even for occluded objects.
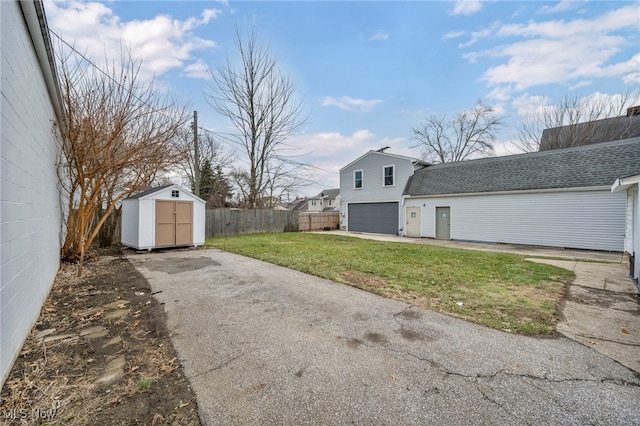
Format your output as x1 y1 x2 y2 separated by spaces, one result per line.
187 348 260 380
473 380 529 424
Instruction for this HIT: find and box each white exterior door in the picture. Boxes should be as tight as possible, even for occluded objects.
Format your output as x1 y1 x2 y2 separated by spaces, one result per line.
406 206 421 237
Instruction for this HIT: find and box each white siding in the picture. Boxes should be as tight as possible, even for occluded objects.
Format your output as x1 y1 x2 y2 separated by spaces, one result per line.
405 189 626 251
1 1 62 385
625 188 636 254
120 199 139 248
632 186 639 281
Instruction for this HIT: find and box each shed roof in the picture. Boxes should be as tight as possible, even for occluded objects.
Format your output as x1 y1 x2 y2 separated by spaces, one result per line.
125 184 204 202
404 137 640 197
125 185 173 200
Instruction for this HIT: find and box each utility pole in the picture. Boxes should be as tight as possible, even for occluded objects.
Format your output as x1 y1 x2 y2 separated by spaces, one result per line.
193 110 200 197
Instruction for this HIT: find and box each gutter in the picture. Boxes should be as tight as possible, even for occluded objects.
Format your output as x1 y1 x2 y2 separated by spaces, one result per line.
18 0 66 128
611 174 640 193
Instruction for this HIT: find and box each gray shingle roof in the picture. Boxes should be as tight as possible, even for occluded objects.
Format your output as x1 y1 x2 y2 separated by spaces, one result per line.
125 185 173 200
314 188 340 199
540 114 640 150
404 137 640 196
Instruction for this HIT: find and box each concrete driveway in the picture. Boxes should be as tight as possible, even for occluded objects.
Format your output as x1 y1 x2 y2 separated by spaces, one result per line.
130 249 640 425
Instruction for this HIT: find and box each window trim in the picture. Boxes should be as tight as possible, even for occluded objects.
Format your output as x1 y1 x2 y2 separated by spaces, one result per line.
383 165 395 187
354 169 363 189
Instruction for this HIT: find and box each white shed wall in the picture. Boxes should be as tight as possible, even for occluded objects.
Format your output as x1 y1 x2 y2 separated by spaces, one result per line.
405 189 626 251
1 1 62 385
120 199 139 248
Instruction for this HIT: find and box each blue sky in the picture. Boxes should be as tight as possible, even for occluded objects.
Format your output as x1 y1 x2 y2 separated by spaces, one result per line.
45 1 640 196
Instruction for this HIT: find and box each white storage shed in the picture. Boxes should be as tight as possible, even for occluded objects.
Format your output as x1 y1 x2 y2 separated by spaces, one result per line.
121 184 206 250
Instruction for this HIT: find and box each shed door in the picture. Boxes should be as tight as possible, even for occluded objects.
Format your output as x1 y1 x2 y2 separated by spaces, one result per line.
435 206 451 240
348 202 399 235
155 200 193 247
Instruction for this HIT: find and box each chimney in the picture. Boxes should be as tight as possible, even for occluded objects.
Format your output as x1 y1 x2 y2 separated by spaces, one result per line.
626 105 640 117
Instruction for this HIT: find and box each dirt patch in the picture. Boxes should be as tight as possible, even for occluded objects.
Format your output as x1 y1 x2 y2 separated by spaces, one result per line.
509 284 564 307
0 248 200 425
338 271 389 289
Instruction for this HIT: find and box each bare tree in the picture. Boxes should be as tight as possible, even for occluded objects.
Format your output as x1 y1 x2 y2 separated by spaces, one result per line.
173 127 232 194
516 90 640 152
204 30 308 208
412 101 504 163
57 48 188 273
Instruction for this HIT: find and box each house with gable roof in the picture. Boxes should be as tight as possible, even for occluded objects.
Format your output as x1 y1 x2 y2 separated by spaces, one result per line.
339 150 429 234
402 137 640 252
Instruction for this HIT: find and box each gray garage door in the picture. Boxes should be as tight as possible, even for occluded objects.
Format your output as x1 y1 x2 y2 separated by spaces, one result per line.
348 202 399 235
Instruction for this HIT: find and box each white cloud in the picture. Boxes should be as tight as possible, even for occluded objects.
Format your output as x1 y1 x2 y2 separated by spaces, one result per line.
450 0 483 16
538 0 582 15
289 130 414 194
442 30 465 40
46 1 219 80
511 93 553 118
463 5 639 91
569 80 592 90
321 96 383 112
458 22 501 48
369 32 389 41
184 59 211 79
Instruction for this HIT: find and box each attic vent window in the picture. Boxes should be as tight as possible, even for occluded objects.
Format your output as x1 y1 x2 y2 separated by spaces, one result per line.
171 190 179 198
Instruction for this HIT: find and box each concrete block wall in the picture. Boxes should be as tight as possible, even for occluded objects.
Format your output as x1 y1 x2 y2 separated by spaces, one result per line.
1 1 62 386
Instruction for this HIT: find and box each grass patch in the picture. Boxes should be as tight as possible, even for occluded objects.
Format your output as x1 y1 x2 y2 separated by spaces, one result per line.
206 233 574 335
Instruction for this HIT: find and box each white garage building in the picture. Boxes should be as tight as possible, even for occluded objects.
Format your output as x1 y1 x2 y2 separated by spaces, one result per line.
402 138 640 252
121 184 205 250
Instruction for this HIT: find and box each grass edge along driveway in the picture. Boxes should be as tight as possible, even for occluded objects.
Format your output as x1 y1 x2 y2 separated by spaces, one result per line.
206 233 574 335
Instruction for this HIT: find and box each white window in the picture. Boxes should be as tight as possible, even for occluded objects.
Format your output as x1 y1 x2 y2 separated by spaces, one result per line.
171 190 180 197
311 200 317 206
354 170 363 189
329 200 332 206
383 165 395 187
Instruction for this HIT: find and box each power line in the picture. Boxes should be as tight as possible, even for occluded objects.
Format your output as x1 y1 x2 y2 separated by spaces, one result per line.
48 28 184 123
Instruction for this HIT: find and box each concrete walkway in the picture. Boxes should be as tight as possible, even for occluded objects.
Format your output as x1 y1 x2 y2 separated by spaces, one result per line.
317 230 624 262
529 259 640 373
129 249 640 425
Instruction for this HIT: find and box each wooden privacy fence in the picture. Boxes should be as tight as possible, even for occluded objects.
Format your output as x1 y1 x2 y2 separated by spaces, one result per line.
299 212 340 232
206 209 299 237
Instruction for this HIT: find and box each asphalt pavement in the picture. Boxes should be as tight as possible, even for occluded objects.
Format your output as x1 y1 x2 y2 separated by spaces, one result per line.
129 248 640 425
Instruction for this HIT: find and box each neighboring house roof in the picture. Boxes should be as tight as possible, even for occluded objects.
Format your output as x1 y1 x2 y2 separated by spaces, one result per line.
339 150 430 172
540 113 640 150
404 137 640 197
322 207 338 212
313 188 340 199
290 199 308 211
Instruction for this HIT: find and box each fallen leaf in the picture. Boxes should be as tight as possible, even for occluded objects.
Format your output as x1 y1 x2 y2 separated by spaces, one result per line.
390 374 398 381
133 320 141 327
621 328 629 334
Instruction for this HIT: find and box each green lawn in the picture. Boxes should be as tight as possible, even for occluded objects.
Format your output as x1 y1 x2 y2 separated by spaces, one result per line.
205 233 574 335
